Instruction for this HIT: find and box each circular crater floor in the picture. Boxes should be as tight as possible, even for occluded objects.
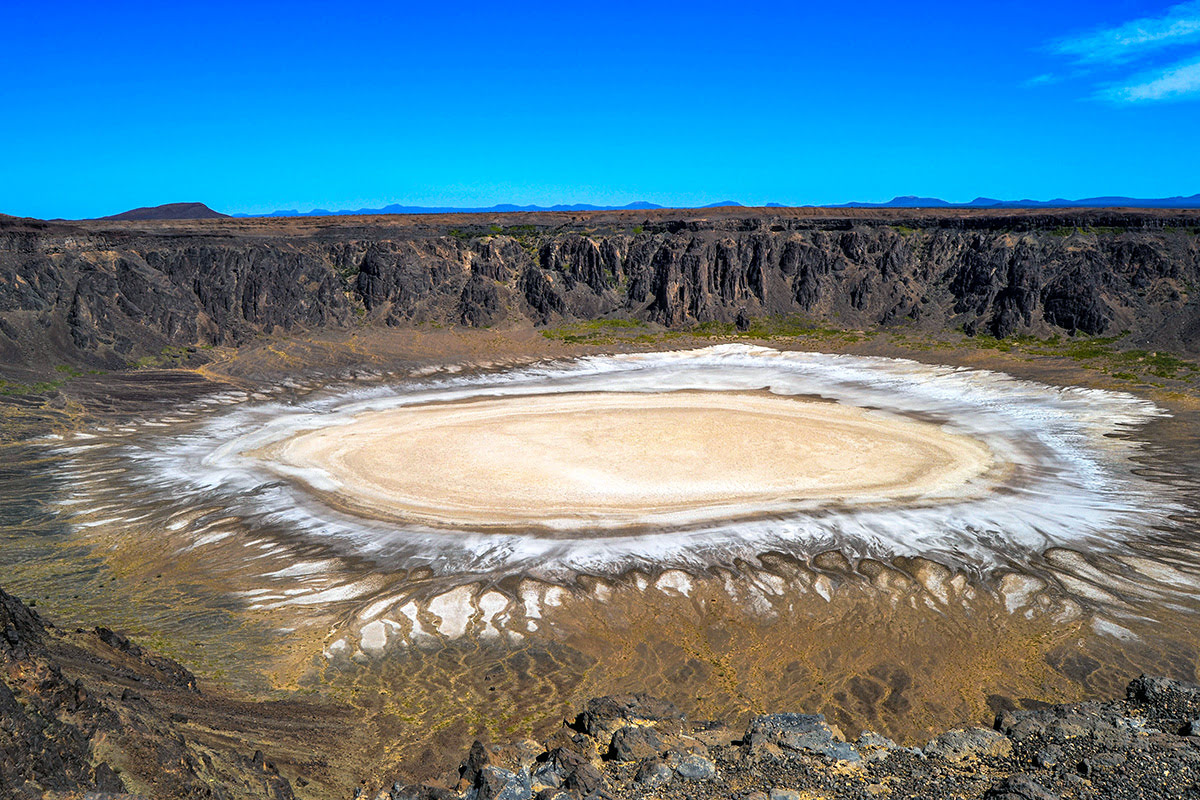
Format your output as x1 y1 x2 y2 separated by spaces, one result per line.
252 390 996 531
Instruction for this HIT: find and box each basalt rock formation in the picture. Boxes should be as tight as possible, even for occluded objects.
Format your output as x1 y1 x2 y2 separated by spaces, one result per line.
365 678 1200 800
0 583 355 798
1 208 1199 369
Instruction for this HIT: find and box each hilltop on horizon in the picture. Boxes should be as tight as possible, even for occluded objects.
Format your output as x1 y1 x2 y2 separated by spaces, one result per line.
99 202 230 221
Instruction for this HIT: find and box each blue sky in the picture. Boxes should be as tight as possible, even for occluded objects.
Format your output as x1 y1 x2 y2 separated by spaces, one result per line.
2 1 1199 218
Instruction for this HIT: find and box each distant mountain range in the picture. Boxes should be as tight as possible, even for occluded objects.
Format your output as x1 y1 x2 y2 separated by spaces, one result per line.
228 194 1200 217
228 200 742 217
86 194 1200 221
830 194 1200 209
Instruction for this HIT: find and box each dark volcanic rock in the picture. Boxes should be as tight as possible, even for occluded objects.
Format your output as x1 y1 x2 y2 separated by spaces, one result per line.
984 774 1060 800
743 713 860 762
578 694 684 740
1127 673 1200 730
925 727 1014 762
0 669 113 797
1 585 314 800
530 747 603 795
607 725 664 761
95 625 200 693
459 272 503 327
1 587 113 797
466 765 532 800
459 740 491 787
670 752 717 780
4 210 1200 368
633 758 672 788
1 585 44 658
398 673 1200 799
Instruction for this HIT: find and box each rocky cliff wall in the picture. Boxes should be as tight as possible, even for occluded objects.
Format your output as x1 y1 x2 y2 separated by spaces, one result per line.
2 211 1199 368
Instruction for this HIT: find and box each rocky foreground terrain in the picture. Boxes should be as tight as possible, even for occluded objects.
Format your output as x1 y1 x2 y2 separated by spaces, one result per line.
4 582 1200 799
2 207 1199 373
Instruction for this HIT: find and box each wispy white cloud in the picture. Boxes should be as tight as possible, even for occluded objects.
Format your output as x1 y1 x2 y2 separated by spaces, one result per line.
1054 0 1200 64
1024 73 1058 86
1102 55 1200 101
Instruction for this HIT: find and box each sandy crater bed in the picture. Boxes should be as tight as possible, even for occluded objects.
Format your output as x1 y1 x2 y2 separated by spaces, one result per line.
251 391 997 531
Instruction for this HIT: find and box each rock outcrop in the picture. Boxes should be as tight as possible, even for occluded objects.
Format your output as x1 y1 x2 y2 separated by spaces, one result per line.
368 677 1200 800
4 582 1200 798
1 209 1199 369
1 585 315 799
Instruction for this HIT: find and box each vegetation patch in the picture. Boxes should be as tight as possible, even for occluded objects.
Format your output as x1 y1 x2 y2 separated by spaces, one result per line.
0 378 69 396
448 224 540 242
1021 335 1195 379
541 318 651 344
0 364 105 397
1048 225 1126 237
543 315 881 346
940 330 1199 384
131 345 195 369
688 316 877 344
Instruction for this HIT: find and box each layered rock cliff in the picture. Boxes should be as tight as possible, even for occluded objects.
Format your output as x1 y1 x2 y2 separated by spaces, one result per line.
2 209 1198 368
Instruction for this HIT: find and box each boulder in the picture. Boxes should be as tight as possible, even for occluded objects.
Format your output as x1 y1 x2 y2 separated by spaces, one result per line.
854 731 899 762
530 748 603 795
671 753 716 780
983 774 1059 800
924 727 1013 762
467 766 532 800
743 713 860 762
607 725 663 762
633 758 672 789
1127 674 1200 727
459 740 490 789
578 694 683 740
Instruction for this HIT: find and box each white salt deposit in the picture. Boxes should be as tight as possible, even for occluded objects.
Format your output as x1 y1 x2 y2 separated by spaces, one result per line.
100 345 1171 580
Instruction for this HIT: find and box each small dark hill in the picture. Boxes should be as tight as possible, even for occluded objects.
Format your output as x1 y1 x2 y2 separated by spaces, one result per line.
100 202 229 221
